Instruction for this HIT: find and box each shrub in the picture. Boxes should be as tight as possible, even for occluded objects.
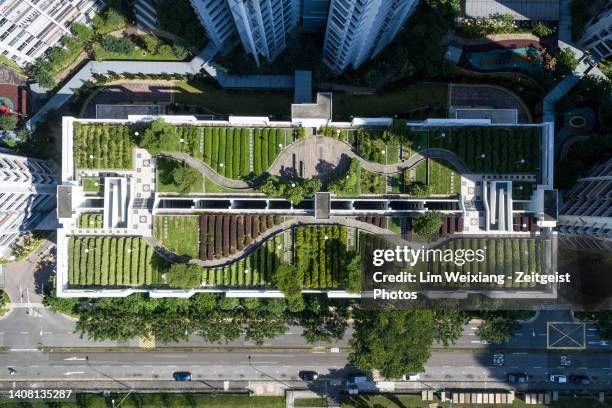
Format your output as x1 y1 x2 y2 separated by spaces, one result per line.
172 165 202 194
532 22 554 37
101 35 135 54
166 263 202 288
329 159 361 196
412 211 443 236
70 22 94 44
0 114 18 131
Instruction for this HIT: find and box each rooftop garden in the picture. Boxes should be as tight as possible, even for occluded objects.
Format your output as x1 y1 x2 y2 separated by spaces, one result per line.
67 224 359 291
74 123 134 169
68 236 164 287
400 124 541 174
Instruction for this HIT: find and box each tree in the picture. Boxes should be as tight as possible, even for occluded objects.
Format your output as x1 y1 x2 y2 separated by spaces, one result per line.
257 175 321 205
329 159 361 196
575 311 612 340
139 119 179 155
475 311 521 344
165 264 202 288
344 251 362 293
0 114 18 131
156 0 207 48
172 45 189 60
553 48 579 78
407 182 430 197
532 22 554 37
412 211 443 236
93 9 126 35
101 35 135 54
433 310 468 346
172 165 202 194
31 59 56 89
70 22 94 44
350 309 435 379
143 35 159 54
273 263 303 302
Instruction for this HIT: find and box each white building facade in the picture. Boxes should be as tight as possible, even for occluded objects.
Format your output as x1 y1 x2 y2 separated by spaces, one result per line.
191 0 299 65
0 0 104 68
322 0 419 71
578 2 612 60
558 157 612 240
0 153 58 258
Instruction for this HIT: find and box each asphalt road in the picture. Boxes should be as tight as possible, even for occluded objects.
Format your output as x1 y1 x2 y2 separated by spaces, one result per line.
0 349 611 392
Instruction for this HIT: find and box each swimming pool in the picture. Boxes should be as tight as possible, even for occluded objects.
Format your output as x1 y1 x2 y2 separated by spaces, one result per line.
467 47 544 73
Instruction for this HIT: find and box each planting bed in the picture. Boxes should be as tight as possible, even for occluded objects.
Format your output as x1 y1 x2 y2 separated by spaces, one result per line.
199 214 283 260
154 215 200 258
295 226 348 289
74 123 134 169
78 213 103 229
68 237 163 287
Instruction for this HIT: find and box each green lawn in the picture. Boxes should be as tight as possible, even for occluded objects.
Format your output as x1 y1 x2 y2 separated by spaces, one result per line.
78 213 103 229
156 157 204 193
411 158 462 195
154 215 200 258
68 237 163 287
0 394 285 408
407 126 541 174
294 397 328 407
82 177 104 193
332 83 448 120
0 55 27 76
174 80 293 117
204 176 254 193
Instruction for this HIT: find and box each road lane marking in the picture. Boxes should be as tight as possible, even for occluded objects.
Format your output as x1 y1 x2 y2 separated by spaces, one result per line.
64 372 84 375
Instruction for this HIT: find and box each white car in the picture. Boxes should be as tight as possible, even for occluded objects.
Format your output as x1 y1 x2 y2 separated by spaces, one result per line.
549 374 567 384
403 374 420 381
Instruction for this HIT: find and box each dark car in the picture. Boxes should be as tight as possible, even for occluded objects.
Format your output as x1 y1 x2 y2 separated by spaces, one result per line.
172 371 192 381
569 375 592 385
299 371 319 381
507 373 528 383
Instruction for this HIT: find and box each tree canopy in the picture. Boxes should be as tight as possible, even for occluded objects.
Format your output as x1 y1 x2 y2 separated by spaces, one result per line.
412 211 443 236
172 165 202 194
165 263 202 288
350 309 435 379
257 175 321 204
329 159 361 196
139 119 179 155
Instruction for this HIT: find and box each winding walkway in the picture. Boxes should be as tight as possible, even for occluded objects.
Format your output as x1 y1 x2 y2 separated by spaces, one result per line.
147 215 417 268
162 136 471 190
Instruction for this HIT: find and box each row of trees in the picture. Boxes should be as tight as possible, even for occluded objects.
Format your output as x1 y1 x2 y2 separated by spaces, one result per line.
257 175 321 205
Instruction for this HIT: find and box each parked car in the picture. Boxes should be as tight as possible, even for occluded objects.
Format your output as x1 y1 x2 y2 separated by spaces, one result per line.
569 375 592 385
507 373 529 383
402 373 420 381
172 371 192 381
549 374 568 384
299 371 319 381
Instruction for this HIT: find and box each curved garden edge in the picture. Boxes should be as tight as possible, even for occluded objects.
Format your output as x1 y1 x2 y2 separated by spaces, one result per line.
160 136 472 190
146 216 413 269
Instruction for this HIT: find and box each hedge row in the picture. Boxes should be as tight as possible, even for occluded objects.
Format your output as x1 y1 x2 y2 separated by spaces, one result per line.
74 123 133 169
253 128 288 175
162 125 291 179
202 234 284 286
294 226 347 289
78 213 103 229
427 127 541 174
199 214 282 260
423 238 545 288
68 237 161 287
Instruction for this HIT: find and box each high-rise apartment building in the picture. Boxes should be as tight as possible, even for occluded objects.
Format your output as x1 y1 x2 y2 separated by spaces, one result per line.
191 0 299 65
0 153 58 258
228 0 300 65
558 157 612 240
0 0 104 68
322 0 419 71
577 1 612 60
